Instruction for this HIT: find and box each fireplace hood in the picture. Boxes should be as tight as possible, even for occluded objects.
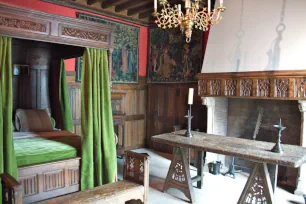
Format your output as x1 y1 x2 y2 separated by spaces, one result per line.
197 70 306 100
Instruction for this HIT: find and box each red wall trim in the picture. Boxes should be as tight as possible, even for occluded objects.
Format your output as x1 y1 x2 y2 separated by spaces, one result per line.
0 0 148 76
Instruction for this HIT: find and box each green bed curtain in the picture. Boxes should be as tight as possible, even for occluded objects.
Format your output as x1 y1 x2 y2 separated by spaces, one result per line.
59 59 73 132
81 48 116 190
0 36 18 203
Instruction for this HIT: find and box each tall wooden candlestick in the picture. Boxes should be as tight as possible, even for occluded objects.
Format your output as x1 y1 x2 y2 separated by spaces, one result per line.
271 118 286 154
186 88 194 137
185 105 193 137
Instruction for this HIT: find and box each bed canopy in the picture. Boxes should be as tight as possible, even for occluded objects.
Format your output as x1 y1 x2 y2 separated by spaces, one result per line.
0 3 117 202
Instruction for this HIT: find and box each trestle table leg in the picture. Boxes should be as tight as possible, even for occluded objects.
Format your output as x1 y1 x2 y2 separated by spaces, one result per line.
237 163 275 204
163 147 195 203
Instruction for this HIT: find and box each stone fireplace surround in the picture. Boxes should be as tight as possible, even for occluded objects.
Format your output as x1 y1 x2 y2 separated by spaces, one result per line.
198 70 306 196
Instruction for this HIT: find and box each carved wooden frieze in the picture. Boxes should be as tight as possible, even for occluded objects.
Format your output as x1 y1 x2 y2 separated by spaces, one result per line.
43 170 65 192
257 79 270 97
198 80 208 95
19 175 39 196
61 27 108 42
210 80 221 96
274 79 289 98
197 71 306 100
295 78 306 98
0 4 115 49
0 15 47 33
225 79 237 96
240 79 253 97
68 168 79 186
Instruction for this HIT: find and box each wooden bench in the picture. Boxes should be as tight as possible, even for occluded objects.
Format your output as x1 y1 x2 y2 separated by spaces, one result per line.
1 151 149 204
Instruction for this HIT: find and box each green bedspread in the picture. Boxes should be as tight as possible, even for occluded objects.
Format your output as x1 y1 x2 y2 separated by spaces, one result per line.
14 137 77 167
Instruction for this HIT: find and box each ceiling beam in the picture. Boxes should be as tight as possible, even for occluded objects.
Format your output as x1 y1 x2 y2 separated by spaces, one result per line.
127 2 153 16
101 0 129 9
139 9 155 19
167 0 207 8
87 0 100 5
115 0 151 13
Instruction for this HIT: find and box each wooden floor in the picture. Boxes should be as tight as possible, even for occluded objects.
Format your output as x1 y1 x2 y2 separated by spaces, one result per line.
117 148 305 204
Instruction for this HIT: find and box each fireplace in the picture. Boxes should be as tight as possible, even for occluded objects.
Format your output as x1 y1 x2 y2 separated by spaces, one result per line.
198 70 306 195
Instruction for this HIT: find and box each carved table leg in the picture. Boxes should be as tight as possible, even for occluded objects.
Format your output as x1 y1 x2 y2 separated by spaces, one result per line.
196 151 204 189
267 164 278 192
163 147 195 203
238 163 275 204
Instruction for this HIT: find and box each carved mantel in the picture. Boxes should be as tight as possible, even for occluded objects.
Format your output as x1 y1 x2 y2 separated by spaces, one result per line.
198 70 306 100
199 70 306 195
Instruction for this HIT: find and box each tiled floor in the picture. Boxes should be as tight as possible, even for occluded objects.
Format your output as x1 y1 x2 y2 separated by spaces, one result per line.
117 148 305 204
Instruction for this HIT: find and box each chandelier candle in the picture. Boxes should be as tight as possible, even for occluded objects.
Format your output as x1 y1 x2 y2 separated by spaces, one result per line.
154 0 157 13
185 88 194 137
153 0 226 43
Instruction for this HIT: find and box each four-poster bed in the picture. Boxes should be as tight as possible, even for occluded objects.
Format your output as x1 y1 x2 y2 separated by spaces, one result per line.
0 3 116 203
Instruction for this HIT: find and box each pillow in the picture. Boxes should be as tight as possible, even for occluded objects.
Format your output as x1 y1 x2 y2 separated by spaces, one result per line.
51 117 56 128
12 121 16 132
15 109 53 132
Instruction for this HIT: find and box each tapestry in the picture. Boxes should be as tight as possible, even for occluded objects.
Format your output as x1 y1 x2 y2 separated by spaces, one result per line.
148 28 203 83
77 12 139 83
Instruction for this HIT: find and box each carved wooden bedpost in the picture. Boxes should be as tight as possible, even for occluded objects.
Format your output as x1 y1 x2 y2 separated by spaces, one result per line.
108 48 113 88
295 100 306 196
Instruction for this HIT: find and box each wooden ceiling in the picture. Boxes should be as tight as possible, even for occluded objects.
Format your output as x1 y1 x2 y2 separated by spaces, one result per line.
42 0 208 26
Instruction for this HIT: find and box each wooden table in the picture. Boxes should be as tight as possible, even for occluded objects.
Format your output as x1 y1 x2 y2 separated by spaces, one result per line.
152 130 306 204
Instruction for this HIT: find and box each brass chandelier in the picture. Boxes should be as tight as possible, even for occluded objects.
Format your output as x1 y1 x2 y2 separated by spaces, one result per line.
154 0 225 43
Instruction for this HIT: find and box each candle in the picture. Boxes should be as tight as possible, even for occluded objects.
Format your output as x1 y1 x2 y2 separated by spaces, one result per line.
154 0 157 13
185 0 191 8
220 0 223 7
188 88 194 105
178 4 181 16
208 0 211 13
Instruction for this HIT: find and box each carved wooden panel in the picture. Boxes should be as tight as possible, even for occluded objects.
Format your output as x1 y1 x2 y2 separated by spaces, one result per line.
198 80 207 95
61 26 108 42
210 80 221 96
163 147 195 203
68 168 80 186
240 79 253 97
0 4 114 49
238 163 274 204
112 80 146 151
274 79 289 98
68 83 81 135
225 79 237 96
147 83 207 153
0 14 47 33
198 70 306 100
12 39 52 112
19 175 39 196
125 153 145 182
68 77 147 151
18 158 80 203
43 170 65 192
257 79 270 97
294 78 306 98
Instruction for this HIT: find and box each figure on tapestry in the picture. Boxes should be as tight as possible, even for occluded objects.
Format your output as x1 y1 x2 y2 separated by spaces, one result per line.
148 28 202 83
77 13 139 83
